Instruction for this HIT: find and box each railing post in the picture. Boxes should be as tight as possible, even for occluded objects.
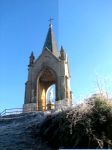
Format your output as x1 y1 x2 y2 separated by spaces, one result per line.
5 109 6 116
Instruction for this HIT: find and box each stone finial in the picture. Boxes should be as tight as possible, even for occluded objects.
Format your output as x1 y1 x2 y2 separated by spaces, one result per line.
60 46 66 60
28 51 35 67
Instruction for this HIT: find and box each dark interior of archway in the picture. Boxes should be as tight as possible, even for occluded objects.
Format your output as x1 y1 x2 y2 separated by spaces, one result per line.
39 69 56 83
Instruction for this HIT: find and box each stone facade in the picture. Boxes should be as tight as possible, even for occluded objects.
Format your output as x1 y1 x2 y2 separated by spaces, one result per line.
23 21 72 112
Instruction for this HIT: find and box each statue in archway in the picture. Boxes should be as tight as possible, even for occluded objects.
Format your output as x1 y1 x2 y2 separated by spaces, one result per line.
48 89 53 104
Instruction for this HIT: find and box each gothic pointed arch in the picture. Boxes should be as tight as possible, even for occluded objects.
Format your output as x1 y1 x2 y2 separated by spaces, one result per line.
36 67 57 110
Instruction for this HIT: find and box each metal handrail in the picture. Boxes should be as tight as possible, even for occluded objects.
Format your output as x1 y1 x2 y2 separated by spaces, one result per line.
0 105 56 117
0 108 23 117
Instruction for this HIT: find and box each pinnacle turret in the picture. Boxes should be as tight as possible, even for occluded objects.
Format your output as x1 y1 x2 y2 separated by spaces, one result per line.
60 46 66 60
28 51 35 66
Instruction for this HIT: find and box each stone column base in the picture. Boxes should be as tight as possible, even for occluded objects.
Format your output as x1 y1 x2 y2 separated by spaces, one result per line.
23 103 37 113
55 99 72 110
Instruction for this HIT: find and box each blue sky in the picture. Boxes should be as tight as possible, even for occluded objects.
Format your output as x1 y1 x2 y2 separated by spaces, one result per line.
0 0 112 111
59 0 112 101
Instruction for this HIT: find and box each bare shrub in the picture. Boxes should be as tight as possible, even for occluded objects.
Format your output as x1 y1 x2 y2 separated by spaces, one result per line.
40 95 112 149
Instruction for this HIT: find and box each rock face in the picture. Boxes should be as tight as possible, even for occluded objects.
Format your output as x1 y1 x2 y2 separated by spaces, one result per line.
0 112 55 150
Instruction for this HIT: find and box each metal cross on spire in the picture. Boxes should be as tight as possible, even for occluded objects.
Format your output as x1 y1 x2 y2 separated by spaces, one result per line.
49 17 53 28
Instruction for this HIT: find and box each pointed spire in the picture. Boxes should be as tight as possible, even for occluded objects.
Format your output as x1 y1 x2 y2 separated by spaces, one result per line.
28 51 35 67
60 46 66 60
43 17 58 57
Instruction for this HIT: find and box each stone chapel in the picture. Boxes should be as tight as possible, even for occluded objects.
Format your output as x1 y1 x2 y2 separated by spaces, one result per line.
23 20 72 112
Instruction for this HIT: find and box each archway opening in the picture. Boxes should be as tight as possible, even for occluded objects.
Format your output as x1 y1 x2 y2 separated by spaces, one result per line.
46 84 56 110
37 68 56 111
